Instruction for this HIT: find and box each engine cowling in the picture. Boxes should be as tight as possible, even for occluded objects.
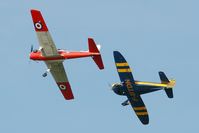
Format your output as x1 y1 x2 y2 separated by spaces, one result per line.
112 83 125 96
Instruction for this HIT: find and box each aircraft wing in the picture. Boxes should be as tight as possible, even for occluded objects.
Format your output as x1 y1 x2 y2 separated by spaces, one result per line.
31 9 59 57
45 61 74 100
123 80 149 125
114 51 149 124
113 51 135 83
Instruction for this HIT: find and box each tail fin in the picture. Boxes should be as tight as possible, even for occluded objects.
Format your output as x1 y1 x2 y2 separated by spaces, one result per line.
158 71 174 98
88 38 104 70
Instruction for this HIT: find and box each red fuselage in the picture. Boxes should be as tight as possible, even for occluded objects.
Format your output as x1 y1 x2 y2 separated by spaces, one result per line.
30 50 100 61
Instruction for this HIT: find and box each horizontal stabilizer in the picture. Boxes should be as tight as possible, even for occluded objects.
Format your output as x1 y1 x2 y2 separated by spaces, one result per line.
159 71 174 98
165 88 173 98
88 38 104 70
159 71 169 83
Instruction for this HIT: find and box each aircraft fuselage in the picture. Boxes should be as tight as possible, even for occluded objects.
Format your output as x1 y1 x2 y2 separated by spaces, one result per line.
30 50 100 61
112 80 175 96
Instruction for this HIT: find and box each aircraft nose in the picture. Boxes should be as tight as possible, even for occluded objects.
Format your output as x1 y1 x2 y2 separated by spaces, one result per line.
29 52 33 59
29 52 36 60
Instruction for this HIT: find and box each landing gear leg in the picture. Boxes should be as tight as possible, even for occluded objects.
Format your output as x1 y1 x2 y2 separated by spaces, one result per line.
42 72 47 77
42 69 50 77
121 99 129 106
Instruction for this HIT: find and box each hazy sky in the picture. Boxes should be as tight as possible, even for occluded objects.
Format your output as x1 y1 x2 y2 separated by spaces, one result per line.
0 0 198 132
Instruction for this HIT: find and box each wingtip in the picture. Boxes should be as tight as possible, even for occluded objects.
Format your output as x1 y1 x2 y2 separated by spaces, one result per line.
113 51 123 59
88 37 94 42
64 96 75 100
113 51 120 55
158 71 164 74
142 121 149 125
57 82 74 100
140 116 149 125
30 9 40 13
99 65 104 70
30 9 48 32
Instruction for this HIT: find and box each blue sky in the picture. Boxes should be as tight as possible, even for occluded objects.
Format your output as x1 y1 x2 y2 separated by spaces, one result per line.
0 0 198 132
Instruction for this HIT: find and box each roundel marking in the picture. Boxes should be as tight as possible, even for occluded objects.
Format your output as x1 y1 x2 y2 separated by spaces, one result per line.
59 84 66 90
34 22 42 30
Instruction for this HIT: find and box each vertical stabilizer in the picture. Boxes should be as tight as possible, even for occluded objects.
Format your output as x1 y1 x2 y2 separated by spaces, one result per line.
88 38 104 70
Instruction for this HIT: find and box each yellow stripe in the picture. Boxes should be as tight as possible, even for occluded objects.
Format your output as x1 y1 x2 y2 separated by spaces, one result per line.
116 63 129 67
136 112 148 116
134 107 146 111
135 81 168 87
117 68 132 72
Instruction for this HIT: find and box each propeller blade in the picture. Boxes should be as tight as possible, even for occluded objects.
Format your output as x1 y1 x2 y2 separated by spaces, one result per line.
108 83 112 90
31 45 33 52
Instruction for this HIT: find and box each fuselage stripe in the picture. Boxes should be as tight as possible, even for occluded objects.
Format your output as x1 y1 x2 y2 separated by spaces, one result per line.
135 81 168 87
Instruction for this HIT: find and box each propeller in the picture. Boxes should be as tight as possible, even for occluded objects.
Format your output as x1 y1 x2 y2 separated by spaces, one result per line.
29 45 34 64
108 82 113 90
30 45 33 52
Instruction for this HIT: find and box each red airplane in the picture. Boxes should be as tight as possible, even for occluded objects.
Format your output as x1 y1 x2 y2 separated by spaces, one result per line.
30 9 104 100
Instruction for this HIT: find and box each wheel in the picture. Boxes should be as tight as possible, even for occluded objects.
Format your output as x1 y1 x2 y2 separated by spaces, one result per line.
42 73 47 77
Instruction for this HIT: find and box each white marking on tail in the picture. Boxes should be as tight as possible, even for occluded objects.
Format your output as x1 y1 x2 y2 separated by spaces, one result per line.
97 44 101 51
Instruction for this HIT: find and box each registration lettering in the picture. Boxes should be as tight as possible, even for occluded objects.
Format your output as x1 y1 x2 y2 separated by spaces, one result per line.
125 79 137 101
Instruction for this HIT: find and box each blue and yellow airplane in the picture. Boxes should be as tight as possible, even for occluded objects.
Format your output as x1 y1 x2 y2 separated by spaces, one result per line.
112 51 175 125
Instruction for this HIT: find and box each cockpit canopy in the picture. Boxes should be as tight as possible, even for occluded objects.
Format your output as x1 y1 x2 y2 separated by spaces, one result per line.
33 49 38 53
112 83 126 96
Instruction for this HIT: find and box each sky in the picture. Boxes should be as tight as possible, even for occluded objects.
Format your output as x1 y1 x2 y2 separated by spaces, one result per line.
0 0 198 132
